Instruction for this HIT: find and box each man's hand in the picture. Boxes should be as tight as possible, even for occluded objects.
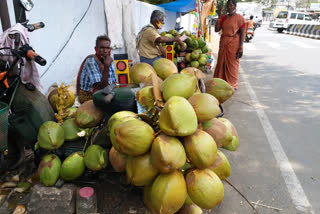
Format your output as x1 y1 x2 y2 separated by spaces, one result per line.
179 34 188 42
104 55 113 67
177 35 187 51
159 45 166 57
236 47 243 59
179 40 186 51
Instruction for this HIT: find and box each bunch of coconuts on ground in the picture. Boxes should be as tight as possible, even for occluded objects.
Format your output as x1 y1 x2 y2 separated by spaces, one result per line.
37 84 108 185
36 98 108 185
108 58 239 214
35 57 238 214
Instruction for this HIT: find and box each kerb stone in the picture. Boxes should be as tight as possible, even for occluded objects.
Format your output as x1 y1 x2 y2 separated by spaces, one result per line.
27 184 76 214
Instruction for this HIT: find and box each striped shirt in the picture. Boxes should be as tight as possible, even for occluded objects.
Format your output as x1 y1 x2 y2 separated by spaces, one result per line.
80 56 117 92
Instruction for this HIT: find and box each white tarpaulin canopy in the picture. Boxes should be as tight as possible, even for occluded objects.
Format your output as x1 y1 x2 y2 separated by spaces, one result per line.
104 0 139 63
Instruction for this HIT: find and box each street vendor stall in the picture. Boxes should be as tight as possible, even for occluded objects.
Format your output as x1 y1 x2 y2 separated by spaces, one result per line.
0 1 248 214
157 0 216 72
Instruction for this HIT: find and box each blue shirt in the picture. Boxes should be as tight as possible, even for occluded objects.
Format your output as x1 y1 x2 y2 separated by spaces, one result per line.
80 56 117 92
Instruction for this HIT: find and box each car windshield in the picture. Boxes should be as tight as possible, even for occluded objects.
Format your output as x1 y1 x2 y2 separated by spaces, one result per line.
277 12 288 18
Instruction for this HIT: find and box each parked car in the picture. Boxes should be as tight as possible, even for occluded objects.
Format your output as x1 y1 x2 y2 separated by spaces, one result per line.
273 11 314 33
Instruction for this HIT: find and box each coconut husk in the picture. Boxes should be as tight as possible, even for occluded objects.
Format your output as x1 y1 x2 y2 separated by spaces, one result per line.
109 147 127 172
75 100 104 128
180 67 206 80
151 73 164 108
153 58 178 80
130 63 156 85
205 78 234 104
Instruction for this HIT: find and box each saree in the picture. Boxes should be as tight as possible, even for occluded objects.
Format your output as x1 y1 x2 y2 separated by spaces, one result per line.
214 14 245 89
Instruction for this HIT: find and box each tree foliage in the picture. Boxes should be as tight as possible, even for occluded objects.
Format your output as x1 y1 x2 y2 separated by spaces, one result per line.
295 0 319 8
238 0 277 7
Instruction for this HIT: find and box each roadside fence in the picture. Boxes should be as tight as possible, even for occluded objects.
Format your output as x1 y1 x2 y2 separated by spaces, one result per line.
286 24 320 39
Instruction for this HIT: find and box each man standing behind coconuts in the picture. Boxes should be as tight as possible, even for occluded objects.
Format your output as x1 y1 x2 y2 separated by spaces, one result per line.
76 35 117 103
136 10 187 65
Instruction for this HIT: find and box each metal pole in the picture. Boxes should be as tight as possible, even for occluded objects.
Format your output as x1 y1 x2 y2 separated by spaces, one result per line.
198 0 203 37
0 0 11 31
13 0 26 23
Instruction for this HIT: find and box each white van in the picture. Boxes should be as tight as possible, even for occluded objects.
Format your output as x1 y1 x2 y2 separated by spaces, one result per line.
273 11 313 33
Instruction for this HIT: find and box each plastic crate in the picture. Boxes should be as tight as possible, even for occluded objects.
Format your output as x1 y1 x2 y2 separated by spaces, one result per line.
0 101 8 151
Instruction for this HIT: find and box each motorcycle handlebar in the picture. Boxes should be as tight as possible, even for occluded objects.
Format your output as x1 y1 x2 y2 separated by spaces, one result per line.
11 44 47 66
26 22 45 32
26 50 47 66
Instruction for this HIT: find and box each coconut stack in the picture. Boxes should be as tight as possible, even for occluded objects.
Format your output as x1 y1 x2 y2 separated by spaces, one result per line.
160 29 210 72
106 59 239 214
35 58 238 213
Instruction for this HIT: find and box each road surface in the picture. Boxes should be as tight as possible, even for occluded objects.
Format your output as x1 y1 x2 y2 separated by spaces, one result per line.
219 24 320 214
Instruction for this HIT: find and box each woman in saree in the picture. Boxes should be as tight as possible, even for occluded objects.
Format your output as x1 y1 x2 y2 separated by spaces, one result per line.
214 0 245 90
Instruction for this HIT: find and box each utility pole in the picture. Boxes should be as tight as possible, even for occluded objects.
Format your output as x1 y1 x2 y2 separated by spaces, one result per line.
0 0 11 31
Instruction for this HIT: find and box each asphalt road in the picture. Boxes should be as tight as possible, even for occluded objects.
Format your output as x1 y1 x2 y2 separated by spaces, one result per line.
219 24 320 214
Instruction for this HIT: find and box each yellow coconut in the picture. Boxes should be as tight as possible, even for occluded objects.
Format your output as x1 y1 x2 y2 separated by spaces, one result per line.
209 150 231 180
107 111 138 130
201 118 233 148
224 136 239 151
109 147 127 172
220 118 238 137
219 118 239 151
136 86 155 111
159 96 198 137
141 74 163 89
188 93 221 122
108 112 139 151
75 100 104 128
143 185 157 214
146 171 187 214
178 203 203 214
205 78 234 104
180 67 205 80
161 73 197 101
48 88 75 112
183 129 217 169
126 153 159 186
153 58 178 80
150 134 186 174
114 119 155 156
186 169 224 209
130 63 156 85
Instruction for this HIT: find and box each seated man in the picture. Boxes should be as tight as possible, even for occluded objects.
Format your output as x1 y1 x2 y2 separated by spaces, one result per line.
76 35 117 103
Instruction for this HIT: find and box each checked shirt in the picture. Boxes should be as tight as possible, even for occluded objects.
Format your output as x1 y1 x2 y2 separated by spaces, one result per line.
80 56 117 92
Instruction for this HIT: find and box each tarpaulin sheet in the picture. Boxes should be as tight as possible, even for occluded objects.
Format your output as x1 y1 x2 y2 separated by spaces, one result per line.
158 0 196 13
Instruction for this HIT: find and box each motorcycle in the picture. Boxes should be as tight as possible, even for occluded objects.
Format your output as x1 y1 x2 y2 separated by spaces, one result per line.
0 0 54 171
245 27 254 42
245 21 254 43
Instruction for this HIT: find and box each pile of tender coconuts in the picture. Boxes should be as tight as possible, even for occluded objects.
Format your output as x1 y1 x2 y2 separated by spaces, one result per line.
36 58 238 214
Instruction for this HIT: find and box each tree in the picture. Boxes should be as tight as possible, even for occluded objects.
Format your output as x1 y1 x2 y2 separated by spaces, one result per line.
295 0 319 8
258 0 277 7
238 0 277 7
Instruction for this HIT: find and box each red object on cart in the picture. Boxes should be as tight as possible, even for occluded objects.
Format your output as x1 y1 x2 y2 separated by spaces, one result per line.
0 71 9 88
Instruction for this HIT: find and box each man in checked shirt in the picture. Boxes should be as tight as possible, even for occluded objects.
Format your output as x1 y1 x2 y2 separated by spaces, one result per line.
76 35 117 104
